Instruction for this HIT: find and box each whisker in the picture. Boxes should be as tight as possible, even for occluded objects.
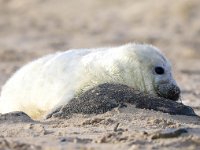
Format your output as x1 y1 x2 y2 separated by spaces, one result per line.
179 95 182 104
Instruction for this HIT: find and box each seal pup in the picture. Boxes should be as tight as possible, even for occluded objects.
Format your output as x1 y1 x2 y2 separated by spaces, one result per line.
0 44 180 119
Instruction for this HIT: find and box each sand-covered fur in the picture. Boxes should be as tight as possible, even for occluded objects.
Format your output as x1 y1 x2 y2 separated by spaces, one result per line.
46 83 196 119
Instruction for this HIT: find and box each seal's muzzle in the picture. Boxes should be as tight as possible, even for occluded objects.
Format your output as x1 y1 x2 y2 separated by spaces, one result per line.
157 84 181 101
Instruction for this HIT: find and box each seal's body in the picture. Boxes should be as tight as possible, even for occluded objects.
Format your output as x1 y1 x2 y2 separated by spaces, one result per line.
0 44 180 119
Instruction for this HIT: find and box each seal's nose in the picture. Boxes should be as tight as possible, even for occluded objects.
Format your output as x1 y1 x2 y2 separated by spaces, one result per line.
157 84 181 101
166 85 181 101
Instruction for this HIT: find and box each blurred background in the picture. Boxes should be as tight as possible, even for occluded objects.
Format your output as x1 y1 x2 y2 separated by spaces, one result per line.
0 0 199 113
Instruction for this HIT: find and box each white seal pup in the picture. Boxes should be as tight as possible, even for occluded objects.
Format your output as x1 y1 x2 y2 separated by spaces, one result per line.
0 44 180 119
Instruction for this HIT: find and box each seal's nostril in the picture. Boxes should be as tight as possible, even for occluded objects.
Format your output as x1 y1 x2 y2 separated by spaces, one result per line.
170 86 181 101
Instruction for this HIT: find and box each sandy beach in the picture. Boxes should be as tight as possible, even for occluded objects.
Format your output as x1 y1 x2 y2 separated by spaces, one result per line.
0 0 200 149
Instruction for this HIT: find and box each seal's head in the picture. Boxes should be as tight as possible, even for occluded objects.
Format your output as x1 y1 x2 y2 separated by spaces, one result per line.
132 44 180 101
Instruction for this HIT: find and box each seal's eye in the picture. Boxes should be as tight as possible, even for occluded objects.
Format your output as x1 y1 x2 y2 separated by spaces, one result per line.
155 66 165 75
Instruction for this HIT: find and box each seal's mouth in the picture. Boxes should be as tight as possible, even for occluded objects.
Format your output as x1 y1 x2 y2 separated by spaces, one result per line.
156 84 181 101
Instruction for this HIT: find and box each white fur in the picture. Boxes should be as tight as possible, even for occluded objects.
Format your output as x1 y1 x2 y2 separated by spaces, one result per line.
0 44 176 118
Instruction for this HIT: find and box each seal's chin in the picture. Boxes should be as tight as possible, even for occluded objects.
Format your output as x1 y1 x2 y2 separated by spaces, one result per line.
156 84 181 101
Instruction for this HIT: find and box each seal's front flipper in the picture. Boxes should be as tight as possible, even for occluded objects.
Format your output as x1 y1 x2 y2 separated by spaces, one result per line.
132 95 197 116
